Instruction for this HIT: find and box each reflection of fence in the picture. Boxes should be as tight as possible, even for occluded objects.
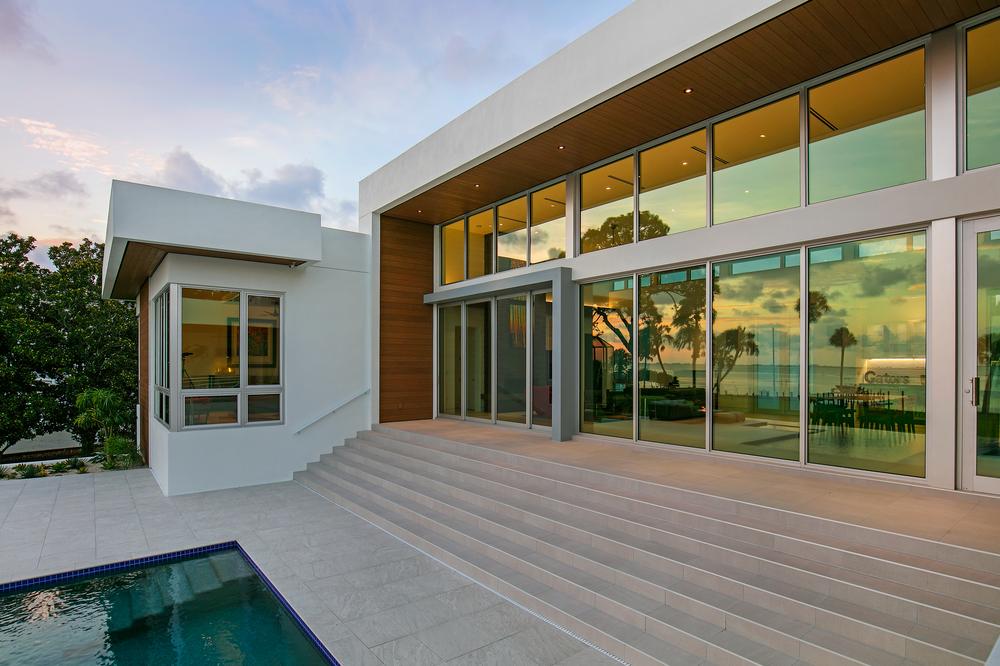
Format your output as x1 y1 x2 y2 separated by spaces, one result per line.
810 392 923 436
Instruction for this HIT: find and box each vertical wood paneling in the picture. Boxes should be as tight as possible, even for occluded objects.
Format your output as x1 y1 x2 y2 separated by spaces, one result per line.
379 217 435 421
138 280 149 462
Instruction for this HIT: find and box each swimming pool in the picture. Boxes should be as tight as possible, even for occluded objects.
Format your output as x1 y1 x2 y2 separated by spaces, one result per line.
0 544 336 665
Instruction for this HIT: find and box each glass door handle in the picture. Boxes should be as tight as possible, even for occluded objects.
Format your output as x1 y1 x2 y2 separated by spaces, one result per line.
971 377 981 407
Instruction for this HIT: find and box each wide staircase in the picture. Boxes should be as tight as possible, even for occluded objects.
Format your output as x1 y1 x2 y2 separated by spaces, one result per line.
295 425 1000 666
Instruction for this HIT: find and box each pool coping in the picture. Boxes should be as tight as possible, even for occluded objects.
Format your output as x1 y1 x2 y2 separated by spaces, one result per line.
0 540 341 666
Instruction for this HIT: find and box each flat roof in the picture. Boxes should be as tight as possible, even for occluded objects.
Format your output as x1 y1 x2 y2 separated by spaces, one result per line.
359 0 989 227
102 180 322 299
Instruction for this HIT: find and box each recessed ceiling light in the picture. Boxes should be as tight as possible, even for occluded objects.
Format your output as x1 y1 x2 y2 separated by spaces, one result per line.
759 134 766 138
681 161 688 166
683 87 693 94
745 189 751 194
417 209 422 213
605 186 612 190
558 145 565 150
474 184 480 188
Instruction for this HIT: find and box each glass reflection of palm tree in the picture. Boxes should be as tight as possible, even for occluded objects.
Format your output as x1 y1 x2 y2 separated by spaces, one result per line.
829 326 858 387
713 327 758 405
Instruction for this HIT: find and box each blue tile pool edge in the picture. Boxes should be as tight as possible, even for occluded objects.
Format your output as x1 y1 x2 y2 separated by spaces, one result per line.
0 540 341 666
233 541 341 666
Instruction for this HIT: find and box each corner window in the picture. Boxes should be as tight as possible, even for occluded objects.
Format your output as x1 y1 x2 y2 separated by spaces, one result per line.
497 197 528 271
809 49 925 203
967 18 1000 171
153 289 170 426
180 287 283 428
441 219 465 285
467 210 494 279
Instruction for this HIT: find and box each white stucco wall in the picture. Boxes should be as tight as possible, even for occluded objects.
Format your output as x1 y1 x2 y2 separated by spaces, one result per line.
145 227 370 495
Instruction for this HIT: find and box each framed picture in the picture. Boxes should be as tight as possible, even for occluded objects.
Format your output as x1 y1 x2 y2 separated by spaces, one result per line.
226 317 279 369
247 317 278 369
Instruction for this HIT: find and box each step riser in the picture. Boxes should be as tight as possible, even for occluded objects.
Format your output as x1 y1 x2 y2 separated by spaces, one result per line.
325 453 981 666
316 466 797 666
331 447 999 652
297 471 710 666
342 438 1000 646
369 426 1000 576
360 432 1000 610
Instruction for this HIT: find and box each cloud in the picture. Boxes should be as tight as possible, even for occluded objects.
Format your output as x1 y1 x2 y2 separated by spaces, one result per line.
720 278 764 303
322 198 358 230
261 65 323 114
240 163 324 209
23 170 87 198
760 298 786 314
0 0 52 61
157 148 226 196
857 265 916 297
14 118 111 173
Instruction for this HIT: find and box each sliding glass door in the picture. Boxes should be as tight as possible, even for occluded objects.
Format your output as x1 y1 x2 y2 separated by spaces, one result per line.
497 295 527 424
437 293 553 429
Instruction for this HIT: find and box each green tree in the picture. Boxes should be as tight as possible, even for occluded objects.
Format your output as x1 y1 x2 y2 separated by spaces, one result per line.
829 326 858 387
47 239 137 453
581 210 668 254
795 290 832 324
0 235 60 453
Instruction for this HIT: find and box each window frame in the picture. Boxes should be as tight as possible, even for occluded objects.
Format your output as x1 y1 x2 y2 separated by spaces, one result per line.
176 284 285 431
152 286 171 427
958 9 1000 175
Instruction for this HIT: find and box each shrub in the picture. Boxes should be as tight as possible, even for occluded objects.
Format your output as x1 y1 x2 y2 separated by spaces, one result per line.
66 457 86 471
12 464 28 477
19 464 45 479
102 435 140 470
0 466 10 480
48 461 70 474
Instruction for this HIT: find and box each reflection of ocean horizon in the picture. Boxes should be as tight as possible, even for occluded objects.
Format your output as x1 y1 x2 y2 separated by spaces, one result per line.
636 363 926 406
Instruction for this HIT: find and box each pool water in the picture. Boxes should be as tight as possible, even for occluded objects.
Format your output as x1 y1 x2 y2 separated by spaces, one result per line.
0 549 332 665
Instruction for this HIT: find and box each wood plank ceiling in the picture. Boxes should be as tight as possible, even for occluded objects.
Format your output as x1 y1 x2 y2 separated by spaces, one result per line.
385 0 998 225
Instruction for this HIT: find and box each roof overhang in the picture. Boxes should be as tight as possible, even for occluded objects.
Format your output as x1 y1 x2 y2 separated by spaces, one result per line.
102 180 322 300
362 0 995 226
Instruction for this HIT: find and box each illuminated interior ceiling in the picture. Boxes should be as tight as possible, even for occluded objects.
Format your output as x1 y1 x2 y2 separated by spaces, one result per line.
384 0 996 226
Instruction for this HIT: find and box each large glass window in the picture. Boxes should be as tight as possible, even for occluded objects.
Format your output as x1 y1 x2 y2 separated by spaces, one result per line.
497 295 527 424
441 219 465 285
976 230 1000 478
466 301 492 419
807 232 926 477
713 95 800 224
531 292 554 427
637 267 706 447
582 279 633 438
530 183 566 263
639 130 707 240
438 305 462 416
712 253 800 461
580 157 634 254
497 197 528 271
181 289 240 390
809 49 925 203
180 288 284 428
968 18 1000 171
467 210 494 279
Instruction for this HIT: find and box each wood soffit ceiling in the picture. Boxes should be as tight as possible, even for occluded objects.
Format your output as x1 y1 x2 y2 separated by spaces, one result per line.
385 0 999 226
111 241 304 299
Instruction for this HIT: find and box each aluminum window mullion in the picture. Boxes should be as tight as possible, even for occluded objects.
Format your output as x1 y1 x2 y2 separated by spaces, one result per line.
704 262 714 452
799 246 809 466
632 273 639 443
800 89 809 207
706 123 714 227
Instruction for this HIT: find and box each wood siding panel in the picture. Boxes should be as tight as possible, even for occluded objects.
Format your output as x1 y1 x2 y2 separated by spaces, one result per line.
138 280 149 463
379 217 434 422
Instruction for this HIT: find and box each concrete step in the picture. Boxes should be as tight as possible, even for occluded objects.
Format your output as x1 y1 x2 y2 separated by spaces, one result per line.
320 448 990 664
348 433 1000 631
369 425 1000 579
301 465 921 666
180 557 224 596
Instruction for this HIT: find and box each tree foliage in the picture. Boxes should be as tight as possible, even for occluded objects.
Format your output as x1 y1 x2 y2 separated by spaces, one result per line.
0 234 137 455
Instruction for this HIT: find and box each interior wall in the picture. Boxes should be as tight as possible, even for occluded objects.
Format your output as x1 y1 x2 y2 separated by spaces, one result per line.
379 216 434 421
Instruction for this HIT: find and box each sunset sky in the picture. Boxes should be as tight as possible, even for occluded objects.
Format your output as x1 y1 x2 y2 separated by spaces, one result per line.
0 0 627 265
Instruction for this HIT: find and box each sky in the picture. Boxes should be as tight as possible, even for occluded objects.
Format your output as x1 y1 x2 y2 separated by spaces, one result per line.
0 0 630 266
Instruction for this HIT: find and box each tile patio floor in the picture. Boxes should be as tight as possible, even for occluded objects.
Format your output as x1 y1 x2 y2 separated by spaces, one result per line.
0 469 616 666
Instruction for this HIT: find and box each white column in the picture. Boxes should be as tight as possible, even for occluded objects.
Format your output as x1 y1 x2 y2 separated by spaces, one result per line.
369 212 381 426
928 27 958 181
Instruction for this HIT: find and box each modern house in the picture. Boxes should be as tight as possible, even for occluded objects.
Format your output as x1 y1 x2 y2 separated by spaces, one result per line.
101 1 1000 663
